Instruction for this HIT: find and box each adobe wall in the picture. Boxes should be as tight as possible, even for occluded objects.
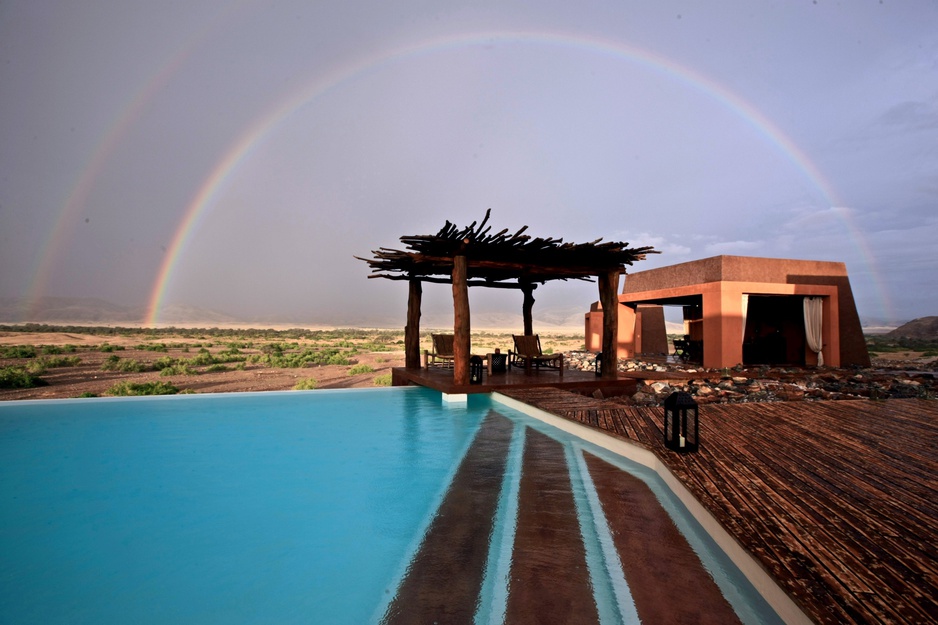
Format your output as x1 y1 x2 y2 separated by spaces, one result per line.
602 255 870 368
622 255 850 293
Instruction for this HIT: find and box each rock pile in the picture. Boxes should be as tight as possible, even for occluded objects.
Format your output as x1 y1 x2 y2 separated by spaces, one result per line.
564 351 937 406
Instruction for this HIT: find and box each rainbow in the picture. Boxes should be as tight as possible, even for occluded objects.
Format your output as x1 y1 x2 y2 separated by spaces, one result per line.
22 49 190 319
21 1 256 321
126 30 887 324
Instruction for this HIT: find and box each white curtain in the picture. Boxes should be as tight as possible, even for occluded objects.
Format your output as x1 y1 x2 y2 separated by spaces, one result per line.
741 294 750 342
803 297 824 366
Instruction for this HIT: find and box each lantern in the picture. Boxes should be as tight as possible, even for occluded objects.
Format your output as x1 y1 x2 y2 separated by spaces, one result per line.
663 391 698 453
490 348 507 374
594 352 602 377
469 355 484 385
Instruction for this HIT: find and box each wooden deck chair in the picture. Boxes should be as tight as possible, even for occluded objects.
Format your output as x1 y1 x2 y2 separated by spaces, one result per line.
424 333 456 368
509 334 563 375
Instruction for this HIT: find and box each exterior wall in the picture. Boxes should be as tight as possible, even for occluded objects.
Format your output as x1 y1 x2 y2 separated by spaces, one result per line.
586 255 868 369
585 304 666 358
636 305 667 356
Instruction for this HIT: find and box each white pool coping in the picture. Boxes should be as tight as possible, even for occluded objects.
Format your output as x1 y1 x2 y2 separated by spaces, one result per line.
492 391 812 625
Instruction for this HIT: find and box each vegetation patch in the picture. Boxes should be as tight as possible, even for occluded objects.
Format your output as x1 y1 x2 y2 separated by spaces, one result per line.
1 345 37 359
373 373 392 386
107 381 180 396
159 364 197 376
101 355 147 373
38 356 82 368
348 364 374 375
293 377 319 390
866 335 938 355
135 343 169 352
42 344 78 354
0 366 47 389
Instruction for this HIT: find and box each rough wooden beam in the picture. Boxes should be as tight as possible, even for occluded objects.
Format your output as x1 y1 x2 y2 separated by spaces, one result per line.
599 270 620 379
452 254 470 385
522 283 535 336
405 279 422 368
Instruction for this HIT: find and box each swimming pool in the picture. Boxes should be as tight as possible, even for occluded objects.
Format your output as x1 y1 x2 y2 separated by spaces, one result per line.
1 387 783 624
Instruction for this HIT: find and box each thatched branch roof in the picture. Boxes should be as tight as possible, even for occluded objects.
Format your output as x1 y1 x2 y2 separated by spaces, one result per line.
357 209 658 288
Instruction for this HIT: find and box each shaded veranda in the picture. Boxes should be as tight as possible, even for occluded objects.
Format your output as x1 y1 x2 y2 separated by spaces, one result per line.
358 210 657 386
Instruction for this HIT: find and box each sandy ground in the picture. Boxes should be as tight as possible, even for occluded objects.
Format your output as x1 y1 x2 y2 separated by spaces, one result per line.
0 330 584 401
0 332 402 400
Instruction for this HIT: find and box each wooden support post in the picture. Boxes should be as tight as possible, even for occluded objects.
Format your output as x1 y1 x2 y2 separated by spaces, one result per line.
521 282 535 336
452 254 470 385
404 278 422 368
599 270 620 378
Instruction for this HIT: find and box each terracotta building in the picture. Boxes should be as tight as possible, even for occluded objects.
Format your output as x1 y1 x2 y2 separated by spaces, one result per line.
585 255 870 369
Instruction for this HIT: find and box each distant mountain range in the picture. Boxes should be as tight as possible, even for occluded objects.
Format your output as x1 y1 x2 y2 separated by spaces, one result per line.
0 297 236 326
0 296 912 333
886 317 938 340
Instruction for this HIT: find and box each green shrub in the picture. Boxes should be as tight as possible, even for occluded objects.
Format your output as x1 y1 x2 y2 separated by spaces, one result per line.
0 366 46 388
101 355 146 372
152 356 178 371
107 381 179 396
293 377 319 390
26 360 48 375
348 364 374 375
204 364 230 373
159 364 196 376
41 345 63 355
373 373 392 386
1 345 37 358
98 343 124 352
38 356 81 368
78 391 98 398
254 348 351 368
136 343 169 352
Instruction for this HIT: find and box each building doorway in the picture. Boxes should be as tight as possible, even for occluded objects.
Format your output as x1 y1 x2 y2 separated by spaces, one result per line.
742 296 806 366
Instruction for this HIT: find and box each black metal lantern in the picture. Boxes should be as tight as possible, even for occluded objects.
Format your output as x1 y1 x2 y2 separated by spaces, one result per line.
469 355 484 385
594 352 602 377
663 391 699 453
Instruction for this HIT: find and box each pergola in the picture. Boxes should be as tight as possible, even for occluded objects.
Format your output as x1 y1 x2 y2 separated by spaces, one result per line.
358 211 657 384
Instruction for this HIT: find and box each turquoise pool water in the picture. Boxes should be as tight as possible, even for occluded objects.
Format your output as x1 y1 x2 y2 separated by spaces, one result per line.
0 387 782 624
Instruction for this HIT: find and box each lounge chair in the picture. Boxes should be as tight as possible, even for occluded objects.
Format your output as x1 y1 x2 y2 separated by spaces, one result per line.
509 334 563 375
425 333 456 368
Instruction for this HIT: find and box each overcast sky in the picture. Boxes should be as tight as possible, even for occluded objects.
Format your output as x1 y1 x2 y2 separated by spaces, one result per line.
1 1 936 327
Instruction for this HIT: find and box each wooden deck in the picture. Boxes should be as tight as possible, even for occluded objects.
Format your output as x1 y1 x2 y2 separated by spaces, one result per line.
391 365 693 397
497 388 938 625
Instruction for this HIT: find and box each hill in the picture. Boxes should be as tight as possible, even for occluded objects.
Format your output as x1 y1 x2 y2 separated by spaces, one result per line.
886 316 938 340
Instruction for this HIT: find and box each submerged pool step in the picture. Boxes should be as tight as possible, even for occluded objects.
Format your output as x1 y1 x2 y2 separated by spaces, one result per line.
382 413 748 624
583 452 743 625
381 411 514 624
503 428 600 624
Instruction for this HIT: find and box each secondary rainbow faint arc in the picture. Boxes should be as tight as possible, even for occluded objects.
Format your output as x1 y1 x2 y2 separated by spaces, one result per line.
145 29 881 325
24 0 257 321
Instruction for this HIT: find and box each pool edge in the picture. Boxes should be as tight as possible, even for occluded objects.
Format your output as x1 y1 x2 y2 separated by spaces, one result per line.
491 391 812 625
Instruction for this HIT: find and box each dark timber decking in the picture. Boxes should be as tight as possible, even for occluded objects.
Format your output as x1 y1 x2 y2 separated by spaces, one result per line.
498 388 938 625
392 365 694 396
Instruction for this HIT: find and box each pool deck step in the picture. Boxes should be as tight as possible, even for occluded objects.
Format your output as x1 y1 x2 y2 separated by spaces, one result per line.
499 389 938 625
382 410 754 624
382 412 513 623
